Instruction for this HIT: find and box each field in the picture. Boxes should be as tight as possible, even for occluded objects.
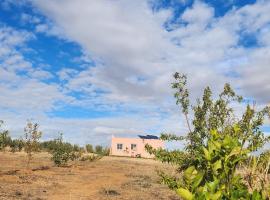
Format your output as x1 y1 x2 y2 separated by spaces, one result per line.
0 152 180 200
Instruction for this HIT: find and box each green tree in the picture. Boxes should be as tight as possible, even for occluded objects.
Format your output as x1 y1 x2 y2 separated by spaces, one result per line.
0 120 11 151
10 138 24 153
24 120 42 167
147 72 270 199
95 145 103 154
85 144 94 153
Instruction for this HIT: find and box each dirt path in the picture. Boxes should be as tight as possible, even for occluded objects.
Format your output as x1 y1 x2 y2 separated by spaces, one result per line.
0 152 179 200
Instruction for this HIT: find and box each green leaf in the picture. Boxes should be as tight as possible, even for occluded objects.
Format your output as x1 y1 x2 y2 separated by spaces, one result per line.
211 191 222 200
192 171 204 189
212 160 222 174
184 166 197 181
176 188 194 200
203 147 211 161
206 179 219 193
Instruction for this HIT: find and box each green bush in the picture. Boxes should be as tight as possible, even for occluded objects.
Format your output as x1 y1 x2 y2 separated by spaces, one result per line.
51 140 73 166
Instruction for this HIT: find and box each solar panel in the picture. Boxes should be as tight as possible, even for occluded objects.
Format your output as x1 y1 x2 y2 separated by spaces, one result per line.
138 135 159 139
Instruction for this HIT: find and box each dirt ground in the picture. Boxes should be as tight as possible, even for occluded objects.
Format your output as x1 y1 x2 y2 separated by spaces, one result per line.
0 152 180 200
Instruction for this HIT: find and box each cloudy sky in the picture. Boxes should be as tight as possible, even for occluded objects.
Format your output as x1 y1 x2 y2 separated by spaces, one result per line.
0 0 269 147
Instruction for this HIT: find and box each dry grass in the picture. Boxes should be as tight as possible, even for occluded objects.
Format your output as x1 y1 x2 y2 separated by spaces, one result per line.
0 152 179 200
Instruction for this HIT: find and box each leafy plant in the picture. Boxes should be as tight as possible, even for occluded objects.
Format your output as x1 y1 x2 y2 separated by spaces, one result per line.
147 72 270 199
51 135 74 167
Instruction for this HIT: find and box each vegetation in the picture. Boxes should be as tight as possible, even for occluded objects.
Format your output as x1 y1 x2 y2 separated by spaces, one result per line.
146 72 270 199
0 120 107 168
86 144 94 153
0 120 12 151
24 120 42 167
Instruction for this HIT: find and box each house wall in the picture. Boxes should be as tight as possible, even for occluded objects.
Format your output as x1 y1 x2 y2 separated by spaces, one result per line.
110 137 164 158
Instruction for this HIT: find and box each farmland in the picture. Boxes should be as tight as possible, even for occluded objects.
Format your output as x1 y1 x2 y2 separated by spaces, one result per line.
0 152 179 200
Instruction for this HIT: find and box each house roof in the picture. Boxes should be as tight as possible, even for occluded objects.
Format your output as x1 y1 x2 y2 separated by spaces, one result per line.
138 135 159 139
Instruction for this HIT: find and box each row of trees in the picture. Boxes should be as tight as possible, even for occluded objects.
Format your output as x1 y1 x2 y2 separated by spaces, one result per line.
146 72 270 199
0 121 109 167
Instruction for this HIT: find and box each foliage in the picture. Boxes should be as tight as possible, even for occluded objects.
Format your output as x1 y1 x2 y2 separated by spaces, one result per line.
147 72 270 199
95 145 103 154
10 138 24 153
0 120 12 151
24 120 42 167
51 135 74 167
80 154 102 162
86 144 94 153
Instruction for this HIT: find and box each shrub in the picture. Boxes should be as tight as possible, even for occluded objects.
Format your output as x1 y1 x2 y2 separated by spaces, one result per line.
51 136 73 167
80 154 102 162
147 72 270 199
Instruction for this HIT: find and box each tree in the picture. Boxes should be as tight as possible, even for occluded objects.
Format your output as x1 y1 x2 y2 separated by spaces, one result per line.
147 72 270 199
24 120 42 167
10 138 24 153
85 144 94 153
0 120 11 151
95 145 103 154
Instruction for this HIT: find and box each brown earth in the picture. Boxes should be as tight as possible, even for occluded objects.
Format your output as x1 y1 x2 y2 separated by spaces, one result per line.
0 152 180 200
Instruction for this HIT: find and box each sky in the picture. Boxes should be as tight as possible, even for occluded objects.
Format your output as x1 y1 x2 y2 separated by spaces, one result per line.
0 0 269 147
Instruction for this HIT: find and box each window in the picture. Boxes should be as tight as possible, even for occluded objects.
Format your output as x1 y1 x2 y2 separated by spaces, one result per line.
117 143 123 150
131 144 137 151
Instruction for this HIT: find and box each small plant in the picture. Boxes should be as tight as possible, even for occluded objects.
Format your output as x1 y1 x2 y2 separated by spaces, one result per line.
24 120 42 167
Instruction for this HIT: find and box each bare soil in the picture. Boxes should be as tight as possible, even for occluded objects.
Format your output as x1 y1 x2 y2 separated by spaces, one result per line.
0 152 179 200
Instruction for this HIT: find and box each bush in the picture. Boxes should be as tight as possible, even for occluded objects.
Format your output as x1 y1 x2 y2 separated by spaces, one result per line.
51 137 73 167
80 154 102 162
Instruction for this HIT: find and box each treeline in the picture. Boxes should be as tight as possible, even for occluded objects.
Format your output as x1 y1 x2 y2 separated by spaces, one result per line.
0 120 109 167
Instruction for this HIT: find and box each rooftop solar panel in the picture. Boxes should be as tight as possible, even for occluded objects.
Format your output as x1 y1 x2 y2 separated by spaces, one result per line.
138 135 159 139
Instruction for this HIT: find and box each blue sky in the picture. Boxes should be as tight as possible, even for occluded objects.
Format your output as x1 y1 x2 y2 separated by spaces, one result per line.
0 0 269 147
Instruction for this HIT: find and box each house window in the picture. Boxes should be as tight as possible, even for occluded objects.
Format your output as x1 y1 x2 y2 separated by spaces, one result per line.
131 144 137 151
117 144 123 150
